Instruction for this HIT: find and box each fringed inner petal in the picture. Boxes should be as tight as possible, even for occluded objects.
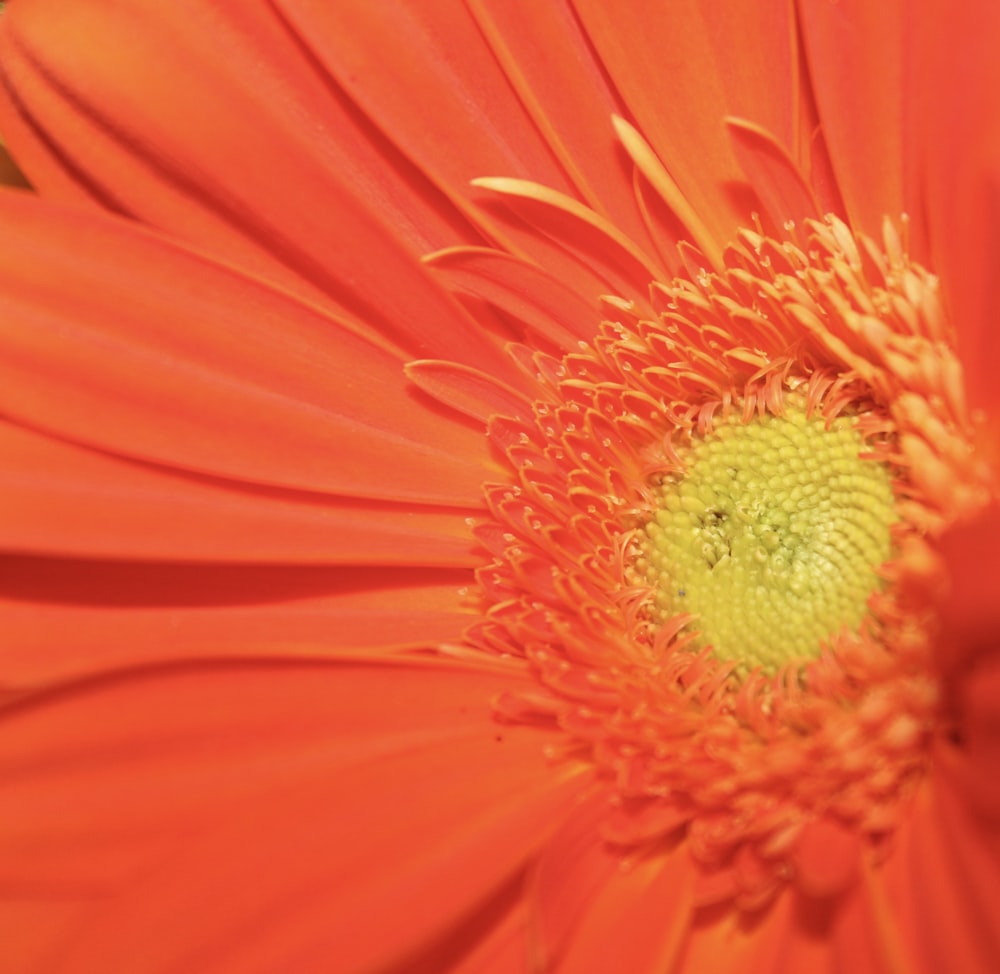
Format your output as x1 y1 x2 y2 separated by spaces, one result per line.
420 212 990 909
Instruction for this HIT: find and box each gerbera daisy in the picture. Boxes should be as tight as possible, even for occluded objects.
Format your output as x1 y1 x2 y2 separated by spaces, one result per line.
0 1 998 972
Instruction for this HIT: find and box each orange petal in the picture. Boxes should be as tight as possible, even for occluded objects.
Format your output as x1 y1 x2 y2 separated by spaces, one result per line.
0 421 478 565
0 140 29 189
726 117 821 232
1 557 474 687
0 0 523 362
464 0 660 254
910 0 1000 413
793 816 861 900
829 869 916 974
530 795 694 974
529 790 615 965
549 851 693 974
272 0 570 202
1 656 586 972
570 0 801 246
271 0 672 302
956 656 1000 818
406 360 533 426
796 1 911 245
935 501 1000 673
682 890 834 974
935 655 1000 821
390 879 530 974
879 768 1000 974
425 246 603 351
470 177 661 309
0 193 498 503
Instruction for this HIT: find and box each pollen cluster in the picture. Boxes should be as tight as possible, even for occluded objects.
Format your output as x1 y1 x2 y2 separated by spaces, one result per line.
635 402 896 674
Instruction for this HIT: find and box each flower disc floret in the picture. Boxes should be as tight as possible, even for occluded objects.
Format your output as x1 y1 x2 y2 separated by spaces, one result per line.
636 401 896 675
463 216 981 906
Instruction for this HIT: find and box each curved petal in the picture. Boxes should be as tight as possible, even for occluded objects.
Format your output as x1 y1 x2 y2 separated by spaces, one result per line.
406 360 533 426
529 795 694 974
463 0 658 252
681 892 830 974
0 656 588 972
879 765 1000 974
0 557 474 687
271 0 685 300
570 0 801 246
470 177 661 309
271 0 573 204
0 0 520 364
0 421 478 565
0 192 499 504
726 118 821 232
425 246 603 351
910 0 1000 412
796 1 913 247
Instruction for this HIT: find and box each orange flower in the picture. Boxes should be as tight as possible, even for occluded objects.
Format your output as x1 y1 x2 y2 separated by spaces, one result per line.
1 2 998 972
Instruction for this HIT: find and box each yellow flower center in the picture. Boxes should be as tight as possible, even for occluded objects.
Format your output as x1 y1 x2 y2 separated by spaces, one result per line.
637 401 896 674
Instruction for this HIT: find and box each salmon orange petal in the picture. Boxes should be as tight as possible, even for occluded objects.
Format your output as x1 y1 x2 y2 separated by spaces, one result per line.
0 421 478 566
462 0 659 253
910 0 1000 412
881 766 1000 974
570 0 801 247
0 0 513 354
0 3 996 973
525 792 701 972
0 192 500 504
934 502 1000 674
796 0 912 249
538 843 694 974
1 656 589 971
1 558 474 687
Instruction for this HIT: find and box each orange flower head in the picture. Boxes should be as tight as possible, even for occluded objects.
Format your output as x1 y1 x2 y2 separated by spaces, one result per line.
0 2 998 973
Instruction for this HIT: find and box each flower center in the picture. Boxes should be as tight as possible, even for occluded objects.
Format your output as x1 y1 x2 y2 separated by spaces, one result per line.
446 213 973 907
636 400 896 674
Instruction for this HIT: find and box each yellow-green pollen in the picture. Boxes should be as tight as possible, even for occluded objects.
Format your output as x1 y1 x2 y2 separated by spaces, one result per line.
639 402 896 674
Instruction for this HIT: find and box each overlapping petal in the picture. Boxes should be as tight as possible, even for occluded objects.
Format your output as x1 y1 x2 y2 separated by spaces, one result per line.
0 656 590 971
0 191 497 685
909 0 1000 412
1 556 475 687
0 421 478 565
796 1 912 245
0 192 501 502
0 1 549 371
570 0 799 242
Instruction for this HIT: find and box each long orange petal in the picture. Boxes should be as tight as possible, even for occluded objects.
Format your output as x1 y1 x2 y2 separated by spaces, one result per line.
463 0 658 254
933 502 1000 675
878 765 1000 974
570 0 800 247
796 0 912 248
0 2 541 373
1 556 474 687
530 795 694 974
0 193 499 503
910 0 1000 413
1 656 587 972
0 421 478 565
424 246 604 351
